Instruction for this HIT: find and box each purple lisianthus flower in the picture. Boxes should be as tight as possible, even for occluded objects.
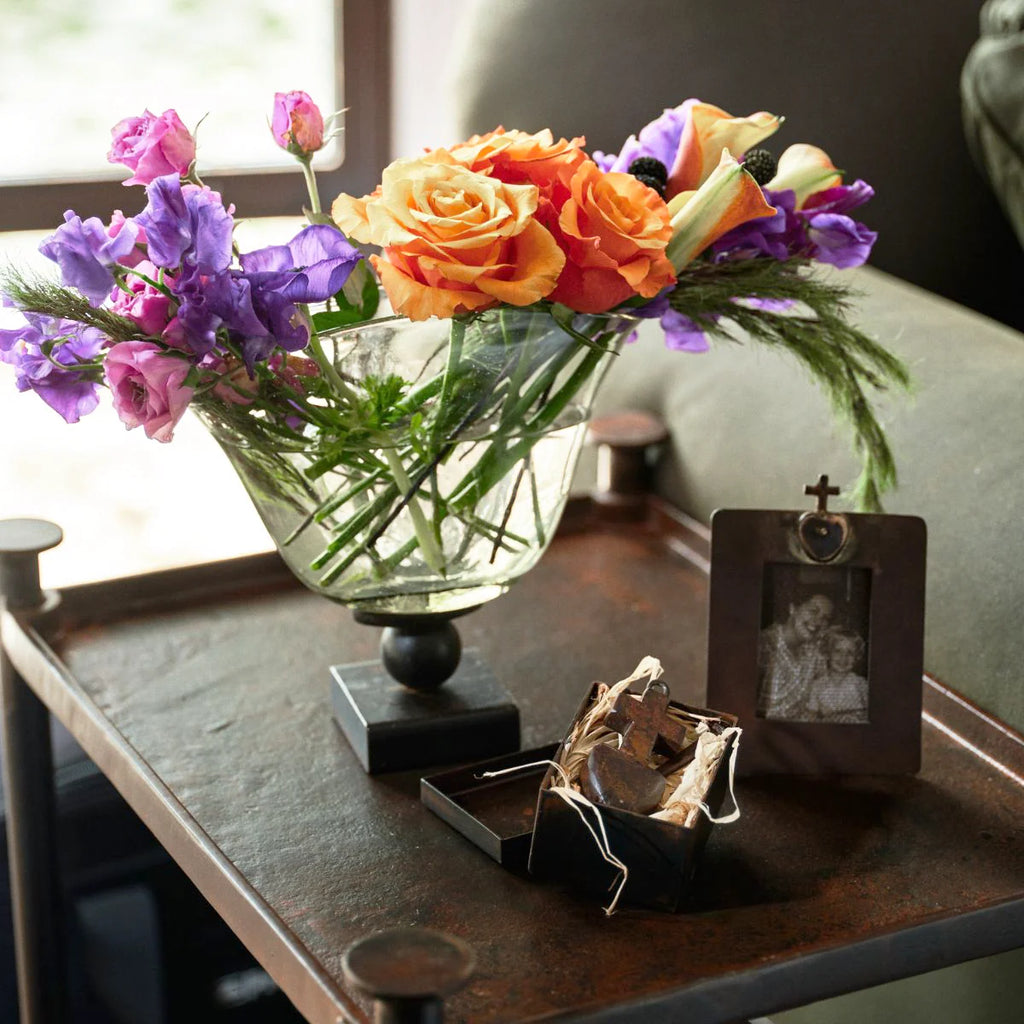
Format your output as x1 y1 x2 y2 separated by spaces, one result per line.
0 311 105 422
238 224 362 303
135 175 234 276
39 211 141 306
803 213 877 269
593 100 696 174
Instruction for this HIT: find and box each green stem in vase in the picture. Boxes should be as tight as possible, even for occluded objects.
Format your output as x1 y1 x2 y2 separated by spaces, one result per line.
383 448 446 575
310 485 400 570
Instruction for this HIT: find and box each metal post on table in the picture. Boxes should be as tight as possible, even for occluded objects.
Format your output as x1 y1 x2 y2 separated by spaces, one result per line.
0 519 67 1024
343 927 474 1023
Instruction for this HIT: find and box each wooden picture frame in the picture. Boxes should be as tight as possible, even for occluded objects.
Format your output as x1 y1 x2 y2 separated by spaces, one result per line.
706 485 926 775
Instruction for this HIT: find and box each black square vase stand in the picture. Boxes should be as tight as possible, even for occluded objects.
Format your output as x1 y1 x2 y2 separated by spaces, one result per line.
330 608 520 774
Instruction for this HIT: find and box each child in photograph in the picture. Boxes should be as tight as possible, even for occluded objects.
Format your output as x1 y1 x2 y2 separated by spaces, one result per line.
807 627 869 724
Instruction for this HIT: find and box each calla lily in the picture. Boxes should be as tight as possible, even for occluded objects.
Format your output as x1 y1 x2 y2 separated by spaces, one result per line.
666 150 777 270
666 101 782 197
766 144 843 207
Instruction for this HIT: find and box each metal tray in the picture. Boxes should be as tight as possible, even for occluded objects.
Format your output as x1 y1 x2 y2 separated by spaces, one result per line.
3 497 1023 1024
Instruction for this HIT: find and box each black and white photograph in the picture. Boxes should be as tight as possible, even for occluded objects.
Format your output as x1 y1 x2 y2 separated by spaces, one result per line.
756 563 871 724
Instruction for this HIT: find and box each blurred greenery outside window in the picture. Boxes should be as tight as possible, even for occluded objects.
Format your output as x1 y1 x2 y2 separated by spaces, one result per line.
0 0 390 242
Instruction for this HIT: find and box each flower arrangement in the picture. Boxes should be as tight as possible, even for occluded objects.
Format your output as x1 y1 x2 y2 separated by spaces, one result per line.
0 92 907 604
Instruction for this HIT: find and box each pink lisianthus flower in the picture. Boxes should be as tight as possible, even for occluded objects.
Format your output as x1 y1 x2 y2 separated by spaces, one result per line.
108 109 196 186
107 211 147 268
271 91 325 157
209 356 258 405
105 340 194 442
109 262 173 336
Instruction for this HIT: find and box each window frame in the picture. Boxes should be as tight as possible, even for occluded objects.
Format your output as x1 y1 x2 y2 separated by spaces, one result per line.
0 0 391 231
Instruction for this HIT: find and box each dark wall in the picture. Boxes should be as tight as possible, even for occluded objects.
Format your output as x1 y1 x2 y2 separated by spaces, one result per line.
449 0 1024 330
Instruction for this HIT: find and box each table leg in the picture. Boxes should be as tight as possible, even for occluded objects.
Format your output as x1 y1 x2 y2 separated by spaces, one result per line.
0 519 68 1024
1 657 67 1024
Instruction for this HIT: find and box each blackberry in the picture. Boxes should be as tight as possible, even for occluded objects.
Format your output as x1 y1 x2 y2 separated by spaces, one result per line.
742 148 777 186
633 173 666 195
627 156 668 185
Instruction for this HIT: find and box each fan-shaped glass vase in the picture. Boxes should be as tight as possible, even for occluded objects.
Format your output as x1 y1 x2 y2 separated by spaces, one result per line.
196 306 635 619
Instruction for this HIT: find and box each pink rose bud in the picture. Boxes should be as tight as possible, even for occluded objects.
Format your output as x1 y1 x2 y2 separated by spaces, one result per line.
105 340 194 442
108 109 197 187
109 261 173 336
271 91 325 157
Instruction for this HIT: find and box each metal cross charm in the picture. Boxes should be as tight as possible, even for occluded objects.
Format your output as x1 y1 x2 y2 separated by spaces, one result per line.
605 680 687 761
804 474 840 512
581 679 687 815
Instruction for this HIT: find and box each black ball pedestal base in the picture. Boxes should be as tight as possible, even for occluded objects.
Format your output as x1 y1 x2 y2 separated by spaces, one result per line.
330 608 520 774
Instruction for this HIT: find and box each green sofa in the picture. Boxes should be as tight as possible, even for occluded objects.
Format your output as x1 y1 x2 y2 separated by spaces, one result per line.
447 1 1024 1020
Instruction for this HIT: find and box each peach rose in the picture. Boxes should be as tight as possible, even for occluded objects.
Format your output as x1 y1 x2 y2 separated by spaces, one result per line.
331 155 565 320
548 160 676 313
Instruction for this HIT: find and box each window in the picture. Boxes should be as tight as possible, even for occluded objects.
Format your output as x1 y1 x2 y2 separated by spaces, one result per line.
0 0 392 586
0 0 390 230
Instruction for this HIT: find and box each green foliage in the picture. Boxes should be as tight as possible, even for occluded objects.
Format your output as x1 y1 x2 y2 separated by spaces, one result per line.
311 260 380 333
2 271 141 343
668 258 910 511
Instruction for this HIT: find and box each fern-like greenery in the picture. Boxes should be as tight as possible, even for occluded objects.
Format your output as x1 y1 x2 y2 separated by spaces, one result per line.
668 258 910 512
2 271 141 343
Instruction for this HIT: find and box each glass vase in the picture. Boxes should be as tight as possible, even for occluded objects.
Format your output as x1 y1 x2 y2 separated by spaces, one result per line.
195 306 634 618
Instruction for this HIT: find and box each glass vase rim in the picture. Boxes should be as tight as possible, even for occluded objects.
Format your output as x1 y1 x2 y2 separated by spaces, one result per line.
315 304 642 341
194 401 594 454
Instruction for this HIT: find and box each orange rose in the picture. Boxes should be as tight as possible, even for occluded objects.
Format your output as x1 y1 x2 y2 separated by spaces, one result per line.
446 128 587 225
548 161 676 313
331 155 565 321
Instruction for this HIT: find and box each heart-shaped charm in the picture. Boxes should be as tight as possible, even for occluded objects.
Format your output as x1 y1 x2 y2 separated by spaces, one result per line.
798 511 849 562
581 743 667 815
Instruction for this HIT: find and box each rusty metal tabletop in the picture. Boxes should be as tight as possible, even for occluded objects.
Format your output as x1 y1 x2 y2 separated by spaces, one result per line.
2 499 1023 1023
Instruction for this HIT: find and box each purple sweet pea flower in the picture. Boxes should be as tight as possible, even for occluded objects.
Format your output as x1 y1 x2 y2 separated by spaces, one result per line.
0 312 105 422
657 309 710 352
238 224 361 302
39 211 141 306
803 213 877 269
631 290 713 352
712 189 806 262
796 179 877 267
135 175 234 276
162 266 231 356
210 225 360 368
738 296 798 313
801 179 874 216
